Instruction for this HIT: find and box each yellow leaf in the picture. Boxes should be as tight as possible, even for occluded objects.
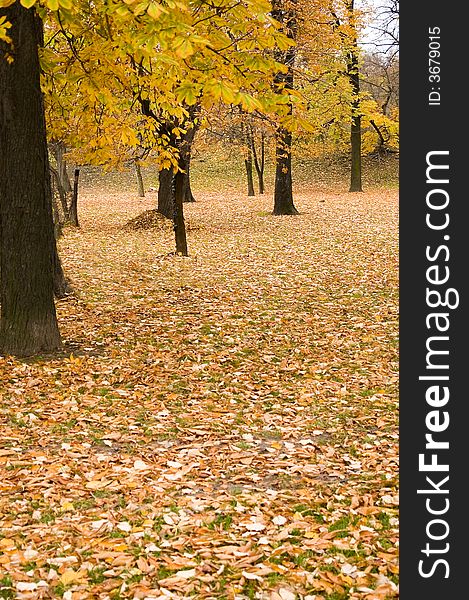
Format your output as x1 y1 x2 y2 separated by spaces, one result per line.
304 530 317 538
175 38 194 59
60 569 85 585
147 2 162 19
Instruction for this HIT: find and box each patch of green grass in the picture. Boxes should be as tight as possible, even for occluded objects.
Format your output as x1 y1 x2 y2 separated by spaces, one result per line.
328 515 358 538
40 509 56 524
265 573 284 585
293 504 318 517
292 550 314 568
89 566 107 584
377 511 392 529
324 592 351 600
242 579 258 599
208 513 233 530
109 530 127 539
53 583 67 596
0 575 14 600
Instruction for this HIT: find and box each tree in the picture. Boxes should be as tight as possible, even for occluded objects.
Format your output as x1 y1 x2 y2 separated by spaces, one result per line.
272 0 299 215
344 0 362 192
0 1 61 356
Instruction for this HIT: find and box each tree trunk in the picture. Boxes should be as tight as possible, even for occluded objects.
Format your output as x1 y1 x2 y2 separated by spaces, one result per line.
158 167 174 219
347 0 363 192
183 155 196 202
181 124 197 203
69 168 80 226
349 78 362 192
272 1 299 215
0 4 61 356
51 141 72 193
135 159 145 197
53 242 72 299
250 127 265 194
173 170 188 256
273 127 298 215
245 150 255 197
50 164 70 223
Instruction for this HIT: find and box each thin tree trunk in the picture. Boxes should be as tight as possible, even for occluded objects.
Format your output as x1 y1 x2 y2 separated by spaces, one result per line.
0 3 61 356
245 148 255 197
69 168 80 226
347 0 363 192
173 170 188 256
250 127 265 194
135 159 145 197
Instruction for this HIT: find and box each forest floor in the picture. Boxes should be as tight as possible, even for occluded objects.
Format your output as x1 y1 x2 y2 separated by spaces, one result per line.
0 183 398 600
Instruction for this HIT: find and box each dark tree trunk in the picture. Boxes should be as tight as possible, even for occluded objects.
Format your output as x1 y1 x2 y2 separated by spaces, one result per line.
69 168 80 226
183 155 195 202
173 170 188 256
0 3 61 356
347 0 363 192
273 127 298 215
181 124 197 203
245 150 255 197
250 127 265 194
158 167 174 219
135 159 145 197
271 1 299 215
349 74 362 192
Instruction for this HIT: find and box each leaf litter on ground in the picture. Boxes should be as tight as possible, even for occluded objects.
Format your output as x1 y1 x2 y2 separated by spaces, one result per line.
0 185 398 600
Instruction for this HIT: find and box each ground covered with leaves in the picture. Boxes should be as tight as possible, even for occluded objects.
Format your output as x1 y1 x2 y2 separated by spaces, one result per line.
0 184 398 600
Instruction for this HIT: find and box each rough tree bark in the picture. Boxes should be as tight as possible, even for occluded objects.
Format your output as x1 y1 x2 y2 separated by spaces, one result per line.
0 3 61 356
272 0 299 215
158 167 174 219
158 122 197 214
